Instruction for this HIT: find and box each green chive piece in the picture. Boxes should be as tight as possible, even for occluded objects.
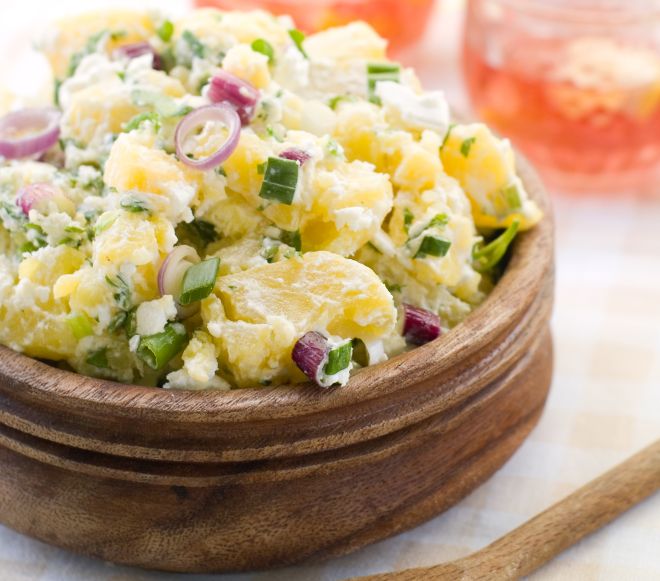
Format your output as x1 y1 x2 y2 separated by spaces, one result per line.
324 341 353 376
288 29 308 59
120 196 150 214
179 257 221 305
414 236 452 259
503 184 522 210
367 62 401 104
440 123 455 151
328 95 356 110
137 323 188 370
256 161 267 175
157 20 174 42
460 136 476 157
352 338 369 367
428 213 449 229
473 220 520 272
251 38 275 63
259 157 299 205
86 348 108 369
403 208 414 233
67 313 95 339
182 30 205 58
280 229 302 251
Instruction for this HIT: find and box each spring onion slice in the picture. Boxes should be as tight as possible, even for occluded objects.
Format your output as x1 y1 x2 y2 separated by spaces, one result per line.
367 62 400 104
324 341 353 376
473 220 520 272
259 156 299 205
179 257 220 305
137 323 187 370
86 348 109 368
414 236 452 259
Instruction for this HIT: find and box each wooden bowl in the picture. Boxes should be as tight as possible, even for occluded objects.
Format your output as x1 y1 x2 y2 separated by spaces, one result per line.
0 159 554 573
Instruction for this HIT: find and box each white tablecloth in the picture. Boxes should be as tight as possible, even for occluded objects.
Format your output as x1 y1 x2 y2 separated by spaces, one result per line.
1 1 659 579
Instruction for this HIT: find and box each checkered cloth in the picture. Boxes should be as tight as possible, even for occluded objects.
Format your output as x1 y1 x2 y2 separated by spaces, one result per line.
1 0 659 579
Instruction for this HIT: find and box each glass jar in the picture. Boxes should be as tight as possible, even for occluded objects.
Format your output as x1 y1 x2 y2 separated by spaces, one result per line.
195 0 436 54
463 0 660 193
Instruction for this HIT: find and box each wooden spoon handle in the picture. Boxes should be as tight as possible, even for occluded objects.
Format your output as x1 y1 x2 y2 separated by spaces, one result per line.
357 439 660 581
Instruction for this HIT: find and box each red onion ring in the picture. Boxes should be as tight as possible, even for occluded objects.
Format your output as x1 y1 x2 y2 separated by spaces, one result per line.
174 104 241 171
0 108 61 161
208 70 259 125
158 245 200 318
292 331 328 385
279 149 311 165
16 183 59 216
114 42 162 70
401 303 442 345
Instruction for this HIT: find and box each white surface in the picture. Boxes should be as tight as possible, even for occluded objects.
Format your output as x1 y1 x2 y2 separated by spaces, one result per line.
0 1 659 580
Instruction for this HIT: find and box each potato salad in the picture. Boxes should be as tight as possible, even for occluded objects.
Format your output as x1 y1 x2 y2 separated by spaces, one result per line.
0 9 542 390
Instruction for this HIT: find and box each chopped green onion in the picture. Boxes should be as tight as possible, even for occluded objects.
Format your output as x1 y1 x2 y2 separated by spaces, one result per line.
259 157 299 205
251 38 275 63
137 323 188 370
120 196 150 214
324 341 353 376
351 338 369 367
473 220 520 272
428 213 449 229
280 229 301 252
403 208 414 233
86 348 108 369
440 123 455 151
503 184 522 210
179 257 220 305
107 311 127 333
460 136 476 157
256 162 267 175
288 29 308 59
414 236 452 259
384 281 403 295
367 62 400 104
175 219 219 250
328 95 356 110
182 30 205 58
157 20 174 42
67 313 95 339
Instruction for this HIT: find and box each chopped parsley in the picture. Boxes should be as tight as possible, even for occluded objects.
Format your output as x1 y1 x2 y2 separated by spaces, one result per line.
251 38 275 63
120 197 151 214
460 136 476 158
288 29 308 59
182 30 205 59
105 273 132 311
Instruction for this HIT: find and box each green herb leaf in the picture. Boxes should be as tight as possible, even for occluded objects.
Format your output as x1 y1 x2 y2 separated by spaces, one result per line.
428 213 449 229
288 29 308 59
473 220 520 272
86 348 109 369
175 219 219 250
182 30 205 58
105 273 131 311
137 323 188 370
414 236 452 259
179 257 220 305
324 341 353 376
460 136 476 158
251 38 275 63
259 157 299 205
157 20 174 42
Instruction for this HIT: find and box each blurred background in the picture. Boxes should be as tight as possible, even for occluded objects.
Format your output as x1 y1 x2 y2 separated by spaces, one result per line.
0 0 659 580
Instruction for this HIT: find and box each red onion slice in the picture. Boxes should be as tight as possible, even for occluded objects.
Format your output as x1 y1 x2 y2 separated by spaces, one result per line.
292 331 329 385
208 71 259 126
401 303 442 345
158 245 200 318
175 104 241 171
16 183 60 216
0 108 61 161
279 149 311 165
114 42 162 70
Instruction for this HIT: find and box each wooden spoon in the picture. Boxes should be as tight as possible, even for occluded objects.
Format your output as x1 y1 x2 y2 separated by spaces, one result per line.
354 439 660 581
